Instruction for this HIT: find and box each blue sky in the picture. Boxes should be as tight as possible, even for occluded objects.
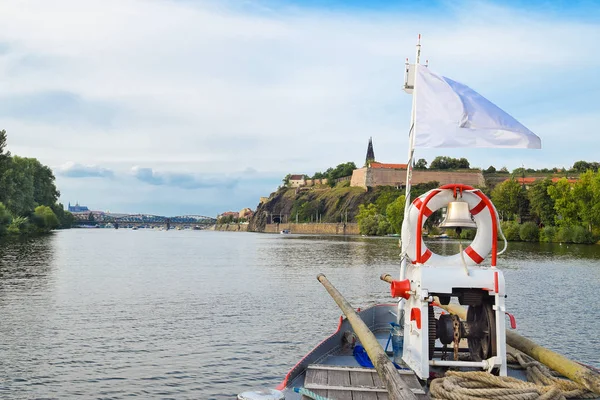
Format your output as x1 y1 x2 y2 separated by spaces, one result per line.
1 0 599 216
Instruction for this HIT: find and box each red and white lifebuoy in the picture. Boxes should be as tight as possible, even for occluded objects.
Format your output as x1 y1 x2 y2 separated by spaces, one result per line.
401 188 498 266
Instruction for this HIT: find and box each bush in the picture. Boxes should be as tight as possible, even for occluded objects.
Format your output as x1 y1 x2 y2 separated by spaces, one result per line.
519 222 540 242
32 205 59 233
0 202 12 235
377 218 391 236
460 228 476 240
557 225 574 243
539 226 556 242
572 225 594 244
7 216 28 235
501 221 520 241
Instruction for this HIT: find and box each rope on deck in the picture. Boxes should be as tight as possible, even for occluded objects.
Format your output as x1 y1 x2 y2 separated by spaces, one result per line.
429 351 597 400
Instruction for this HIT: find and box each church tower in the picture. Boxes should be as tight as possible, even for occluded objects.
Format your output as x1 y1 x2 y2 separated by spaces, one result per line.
365 137 375 166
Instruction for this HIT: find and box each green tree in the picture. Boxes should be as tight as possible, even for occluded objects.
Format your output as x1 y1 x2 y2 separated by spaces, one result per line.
32 205 59 233
32 160 60 206
282 174 291 186
548 178 578 226
430 156 470 170
0 202 12 236
3 156 36 217
571 170 598 231
484 165 496 174
51 204 75 229
356 203 389 235
491 179 522 220
414 159 428 170
327 162 357 186
374 188 398 215
527 178 555 226
572 160 600 173
386 195 406 234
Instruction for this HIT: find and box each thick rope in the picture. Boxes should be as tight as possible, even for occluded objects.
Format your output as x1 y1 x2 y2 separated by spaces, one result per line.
430 350 597 400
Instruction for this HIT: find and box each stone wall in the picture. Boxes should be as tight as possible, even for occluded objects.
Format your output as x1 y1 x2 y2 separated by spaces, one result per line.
350 167 368 188
264 223 359 235
412 170 485 187
212 223 249 232
350 167 484 189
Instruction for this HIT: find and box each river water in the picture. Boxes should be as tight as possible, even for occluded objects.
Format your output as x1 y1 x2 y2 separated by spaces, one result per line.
0 229 598 399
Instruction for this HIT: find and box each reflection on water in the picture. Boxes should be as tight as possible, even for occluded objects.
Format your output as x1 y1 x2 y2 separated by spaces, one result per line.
0 230 598 399
0 235 55 293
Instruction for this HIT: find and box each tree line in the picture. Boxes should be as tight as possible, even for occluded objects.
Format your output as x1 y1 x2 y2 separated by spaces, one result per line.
0 130 73 236
355 156 600 243
491 171 600 244
283 162 357 187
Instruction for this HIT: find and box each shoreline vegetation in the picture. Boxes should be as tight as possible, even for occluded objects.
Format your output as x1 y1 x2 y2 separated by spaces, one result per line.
0 130 73 238
237 158 600 245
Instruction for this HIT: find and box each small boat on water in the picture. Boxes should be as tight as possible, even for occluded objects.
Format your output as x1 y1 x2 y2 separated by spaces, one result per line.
238 37 600 400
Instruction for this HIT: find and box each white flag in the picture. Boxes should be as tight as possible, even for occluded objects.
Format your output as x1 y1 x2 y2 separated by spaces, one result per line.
414 65 541 149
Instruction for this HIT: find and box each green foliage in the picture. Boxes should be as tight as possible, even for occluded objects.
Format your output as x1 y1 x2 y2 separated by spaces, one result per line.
377 218 391 236
51 204 75 229
0 130 64 236
556 225 574 243
491 179 525 221
32 205 59 233
386 195 405 235
460 229 476 240
0 202 12 236
282 174 291 186
429 156 470 170
548 178 579 226
484 165 496 174
356 203 390 235
527 179 555 226
553 225 595 244
501 221 521 241
540 226 556 242
571 171 600 232
572 225 594 244
411 181 440 199
571 160 600 173
519 222 539 242
374 187 398 215
414 158 428 169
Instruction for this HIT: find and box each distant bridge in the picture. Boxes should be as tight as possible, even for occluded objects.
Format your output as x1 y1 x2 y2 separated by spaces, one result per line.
72 212 216 229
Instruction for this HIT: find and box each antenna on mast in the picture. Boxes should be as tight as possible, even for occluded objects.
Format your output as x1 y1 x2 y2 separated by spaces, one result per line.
416 34 421 64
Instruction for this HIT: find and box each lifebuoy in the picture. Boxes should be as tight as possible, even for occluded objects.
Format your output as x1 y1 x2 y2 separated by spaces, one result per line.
401 188 497 266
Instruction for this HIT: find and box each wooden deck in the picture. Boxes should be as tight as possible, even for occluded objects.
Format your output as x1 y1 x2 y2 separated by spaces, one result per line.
302 365 429 400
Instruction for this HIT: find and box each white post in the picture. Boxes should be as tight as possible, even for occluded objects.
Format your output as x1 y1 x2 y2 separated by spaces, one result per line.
397 35 422 328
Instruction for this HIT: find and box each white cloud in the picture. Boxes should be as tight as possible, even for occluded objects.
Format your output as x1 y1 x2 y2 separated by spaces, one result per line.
56 161 114 178
131 166 238 190
1 0 600 213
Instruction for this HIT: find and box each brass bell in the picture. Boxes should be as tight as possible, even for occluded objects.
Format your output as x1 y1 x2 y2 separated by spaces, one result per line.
438 200 477 229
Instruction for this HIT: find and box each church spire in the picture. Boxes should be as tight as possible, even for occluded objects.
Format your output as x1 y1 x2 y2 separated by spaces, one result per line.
365 137 375 166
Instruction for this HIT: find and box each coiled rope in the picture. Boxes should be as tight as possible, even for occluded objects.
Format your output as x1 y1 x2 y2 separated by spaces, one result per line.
430 350 597 400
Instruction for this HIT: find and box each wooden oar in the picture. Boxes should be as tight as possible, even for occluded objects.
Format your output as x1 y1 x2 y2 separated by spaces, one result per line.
317 274 417 400
380 273 600 395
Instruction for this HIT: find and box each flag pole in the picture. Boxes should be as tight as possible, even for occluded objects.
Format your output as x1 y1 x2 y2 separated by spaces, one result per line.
397 35 421 328
399 34 421 281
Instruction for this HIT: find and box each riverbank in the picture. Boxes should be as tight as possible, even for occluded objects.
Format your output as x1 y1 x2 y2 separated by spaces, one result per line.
212 222 360 235
212 223 249 232
264 222 359 235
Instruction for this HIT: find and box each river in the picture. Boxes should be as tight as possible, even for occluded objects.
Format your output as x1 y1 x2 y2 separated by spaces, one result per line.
0 229 598 399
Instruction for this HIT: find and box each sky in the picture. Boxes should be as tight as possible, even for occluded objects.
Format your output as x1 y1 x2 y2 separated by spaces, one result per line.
1 0 599 217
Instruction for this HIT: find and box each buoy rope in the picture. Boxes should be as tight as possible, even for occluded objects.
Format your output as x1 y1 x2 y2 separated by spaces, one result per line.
430 350 597 400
